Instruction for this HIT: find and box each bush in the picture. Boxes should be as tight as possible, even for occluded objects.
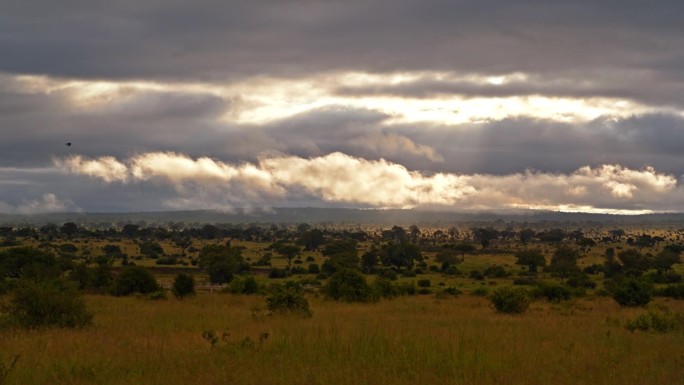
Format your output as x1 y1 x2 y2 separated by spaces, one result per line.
395 281 417 296
111 266 159 296
266 281 311 317
611 277 652 307
483 265 508 278
626 307 683 333
323 269 374 302
290 266 307 275
471 287 488 297
435 287 461 299
172 273 195 298
308 263 320 274
268 268 290 279
469 270 485 280
533 282 571 303
566 273 597 289
379 269 398 281
227 275 260 294
654 284 684 299
402 269 417 278
489 287 531 314
371 277 399 299
8 279 93 329
417 279 431 288
647 271 683 284
513 277 537 286
155 257 178 265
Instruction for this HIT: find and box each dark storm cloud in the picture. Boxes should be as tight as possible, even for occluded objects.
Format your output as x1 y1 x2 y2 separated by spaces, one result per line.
4 72 684 177
334 73 684 109
394 115 684 176
2 0 684 212
1 0 683 83
0 79 231 166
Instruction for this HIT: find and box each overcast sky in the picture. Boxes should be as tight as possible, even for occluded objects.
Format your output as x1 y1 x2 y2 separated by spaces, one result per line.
2 1 684 214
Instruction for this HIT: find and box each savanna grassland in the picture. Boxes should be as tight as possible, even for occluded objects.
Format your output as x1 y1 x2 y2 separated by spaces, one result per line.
1 294 684 385
2 221 684 384
0 293 684 385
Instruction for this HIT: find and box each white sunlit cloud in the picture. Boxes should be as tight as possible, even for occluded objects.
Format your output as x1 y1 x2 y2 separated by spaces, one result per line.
15 193 81 215
55 152 683 214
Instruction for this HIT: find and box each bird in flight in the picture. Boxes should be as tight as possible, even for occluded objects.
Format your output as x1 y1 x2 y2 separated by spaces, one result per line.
66 142 72 147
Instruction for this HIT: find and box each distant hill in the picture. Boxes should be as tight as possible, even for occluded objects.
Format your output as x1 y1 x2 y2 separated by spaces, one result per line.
3 208 684 227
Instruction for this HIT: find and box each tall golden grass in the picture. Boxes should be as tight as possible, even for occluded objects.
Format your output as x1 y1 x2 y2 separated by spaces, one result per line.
1 293 683 385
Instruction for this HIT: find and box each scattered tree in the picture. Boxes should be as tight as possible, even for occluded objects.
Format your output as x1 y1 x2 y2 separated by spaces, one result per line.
172 273 195 298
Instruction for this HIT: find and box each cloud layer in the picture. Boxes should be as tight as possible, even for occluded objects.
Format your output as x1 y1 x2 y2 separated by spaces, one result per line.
2 2 684 213
54 152 683 214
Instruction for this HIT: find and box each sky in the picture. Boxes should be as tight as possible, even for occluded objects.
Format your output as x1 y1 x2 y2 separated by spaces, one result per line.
2 0 684 214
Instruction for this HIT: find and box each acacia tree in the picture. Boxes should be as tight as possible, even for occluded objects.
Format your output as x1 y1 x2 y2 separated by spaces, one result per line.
549 245 580 283
361 249 379 274
452 243 476 262
275 244 300 267
199 244 247 284
380 242 422 269
515 249 546 272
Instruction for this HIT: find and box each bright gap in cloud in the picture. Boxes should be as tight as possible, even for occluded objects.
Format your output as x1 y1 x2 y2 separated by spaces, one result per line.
12 71 682 126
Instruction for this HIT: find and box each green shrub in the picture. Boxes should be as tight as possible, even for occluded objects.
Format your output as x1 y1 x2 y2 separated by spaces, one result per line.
172 273 195 298
323 269 374 302
380 269 398 281
308 263 320 274
566 273 597 289
611 277 652 307
648 271 683 284
402 269 417 278
227 275 260 294
489 287 531 314
8 279 93 329
371 277 399 299
626 307 683 333
483 265 508 278
290 266 308 275
471 287 489 297
533 282 571 303
155 257 178 265
654 284 684 299
266 281 311 317
268 268 290 279
111 266 159 296
469 270 485 280
513 277 537 286
417 279 431 288
395 281 417 296
435 287 461 299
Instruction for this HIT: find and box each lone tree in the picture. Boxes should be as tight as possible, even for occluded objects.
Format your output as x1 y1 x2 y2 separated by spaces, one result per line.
515 249 546 273
111 266 159 296
452 243 476 262
361 249 379 274
549 244 580 283
198 244 248 284
323 269 374 302
380 241 422 269
172 273 196 298
274 244 300 267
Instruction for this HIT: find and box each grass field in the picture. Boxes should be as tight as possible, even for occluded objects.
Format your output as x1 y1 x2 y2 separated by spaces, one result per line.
2 293 683 385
